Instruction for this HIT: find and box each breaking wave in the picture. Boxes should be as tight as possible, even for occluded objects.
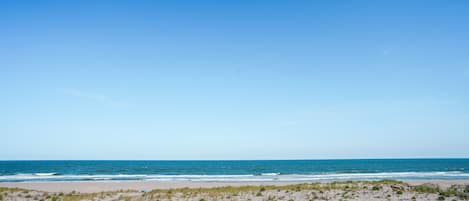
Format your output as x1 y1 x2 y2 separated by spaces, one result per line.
1 171 469 182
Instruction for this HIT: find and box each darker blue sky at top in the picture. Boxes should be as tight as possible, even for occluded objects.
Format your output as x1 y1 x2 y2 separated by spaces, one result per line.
2 1 468 99
1 0 469 159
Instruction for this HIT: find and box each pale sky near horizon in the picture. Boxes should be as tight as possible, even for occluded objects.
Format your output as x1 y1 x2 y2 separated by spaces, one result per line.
2 0 469 160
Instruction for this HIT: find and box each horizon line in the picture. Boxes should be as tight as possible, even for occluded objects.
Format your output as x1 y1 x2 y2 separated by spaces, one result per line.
2 157 469 161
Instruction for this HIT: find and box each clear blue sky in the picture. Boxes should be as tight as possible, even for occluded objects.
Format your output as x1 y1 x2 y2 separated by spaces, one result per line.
2 0 469 160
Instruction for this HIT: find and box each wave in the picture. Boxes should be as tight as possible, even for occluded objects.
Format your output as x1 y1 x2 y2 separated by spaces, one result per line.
260 173 280 176
34 173 59 176
1 171 469 182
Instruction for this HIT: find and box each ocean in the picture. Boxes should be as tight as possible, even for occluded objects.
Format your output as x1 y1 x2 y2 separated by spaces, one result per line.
0 159 468 182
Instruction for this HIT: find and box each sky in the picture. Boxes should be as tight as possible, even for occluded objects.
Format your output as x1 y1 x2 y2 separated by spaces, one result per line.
1 0 469 160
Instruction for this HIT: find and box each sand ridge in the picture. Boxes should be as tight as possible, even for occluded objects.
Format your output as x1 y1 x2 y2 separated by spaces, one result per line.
0 180 468 201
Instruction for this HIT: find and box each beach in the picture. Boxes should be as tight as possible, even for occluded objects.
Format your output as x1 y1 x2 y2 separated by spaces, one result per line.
1 160 469 200
1 180 468 200
1 180 469 193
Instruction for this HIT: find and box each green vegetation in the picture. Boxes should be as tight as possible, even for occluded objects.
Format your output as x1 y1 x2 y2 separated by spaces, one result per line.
412 184 440 194
0 187 22 193
119 195 133 201
412 184 469 200
372 185 382 191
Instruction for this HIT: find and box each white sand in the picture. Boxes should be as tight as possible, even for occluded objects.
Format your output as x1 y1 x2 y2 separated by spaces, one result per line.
0 180 468 193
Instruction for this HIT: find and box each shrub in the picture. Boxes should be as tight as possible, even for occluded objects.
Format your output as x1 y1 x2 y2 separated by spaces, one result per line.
413 184 440 193
256 192 263 196
372 185 382 191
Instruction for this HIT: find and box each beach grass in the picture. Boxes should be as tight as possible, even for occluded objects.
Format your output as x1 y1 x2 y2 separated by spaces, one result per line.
0 180 468 200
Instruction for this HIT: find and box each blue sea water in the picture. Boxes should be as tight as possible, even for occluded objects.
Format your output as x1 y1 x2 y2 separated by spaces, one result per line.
0 159 468 182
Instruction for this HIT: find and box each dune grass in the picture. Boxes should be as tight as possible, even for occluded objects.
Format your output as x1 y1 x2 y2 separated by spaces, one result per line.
0 180 468 201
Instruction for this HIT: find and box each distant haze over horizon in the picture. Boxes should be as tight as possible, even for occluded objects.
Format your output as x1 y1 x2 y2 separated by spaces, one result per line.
2 0 469 160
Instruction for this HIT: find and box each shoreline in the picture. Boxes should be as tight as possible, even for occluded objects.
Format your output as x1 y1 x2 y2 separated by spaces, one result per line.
1 180 469 193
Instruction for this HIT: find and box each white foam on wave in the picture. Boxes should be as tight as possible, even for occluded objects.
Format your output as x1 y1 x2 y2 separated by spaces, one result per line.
1 171 469 182
260 173 280 176
34 173 58 176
